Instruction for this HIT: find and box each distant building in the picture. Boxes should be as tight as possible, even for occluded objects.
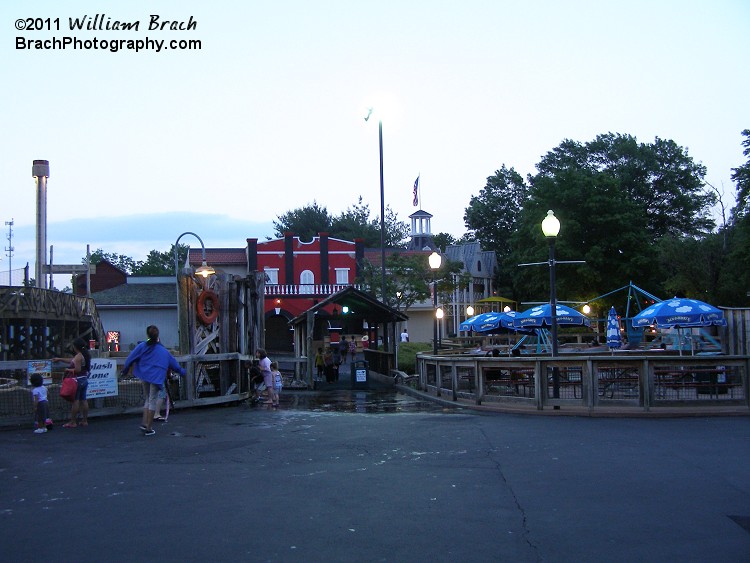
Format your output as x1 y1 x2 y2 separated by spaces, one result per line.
79 213 497 352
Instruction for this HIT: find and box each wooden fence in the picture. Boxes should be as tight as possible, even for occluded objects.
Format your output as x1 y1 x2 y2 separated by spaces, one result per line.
417 352 750 412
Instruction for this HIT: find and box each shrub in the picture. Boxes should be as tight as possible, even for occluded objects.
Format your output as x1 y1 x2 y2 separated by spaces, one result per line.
396 342 431 375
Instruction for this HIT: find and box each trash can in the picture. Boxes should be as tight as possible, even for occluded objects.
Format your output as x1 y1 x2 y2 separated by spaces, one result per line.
351 360 369 390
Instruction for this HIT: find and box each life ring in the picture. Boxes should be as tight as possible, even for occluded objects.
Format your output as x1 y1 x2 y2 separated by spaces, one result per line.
196 289 220 325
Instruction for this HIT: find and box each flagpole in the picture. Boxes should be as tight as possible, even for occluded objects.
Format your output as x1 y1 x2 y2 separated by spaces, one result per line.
418 173 422 210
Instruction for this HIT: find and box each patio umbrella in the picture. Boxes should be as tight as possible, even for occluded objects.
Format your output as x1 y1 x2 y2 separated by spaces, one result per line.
630 298 726 329
631 298 726 355
512 304 591 329
606 306 622 351
460 311 523 333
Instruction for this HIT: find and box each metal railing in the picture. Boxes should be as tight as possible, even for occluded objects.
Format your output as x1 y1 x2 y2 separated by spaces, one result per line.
417 352 750 411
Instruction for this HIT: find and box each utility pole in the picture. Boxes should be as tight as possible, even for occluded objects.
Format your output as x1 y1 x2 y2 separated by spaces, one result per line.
4 218 13 285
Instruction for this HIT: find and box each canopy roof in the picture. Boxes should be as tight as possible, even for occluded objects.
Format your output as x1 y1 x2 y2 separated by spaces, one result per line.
289 286 408 326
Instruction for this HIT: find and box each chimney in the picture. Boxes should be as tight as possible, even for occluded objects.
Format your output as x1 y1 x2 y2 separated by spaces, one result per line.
32 160 50 289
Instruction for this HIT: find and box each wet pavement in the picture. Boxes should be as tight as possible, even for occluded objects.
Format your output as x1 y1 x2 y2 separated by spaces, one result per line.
2 386 749 562
258 386 460 415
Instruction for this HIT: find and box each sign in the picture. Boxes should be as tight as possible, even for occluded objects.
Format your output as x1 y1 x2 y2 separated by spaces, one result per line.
87 359 119 398
355 368 367 383
27 360 52 385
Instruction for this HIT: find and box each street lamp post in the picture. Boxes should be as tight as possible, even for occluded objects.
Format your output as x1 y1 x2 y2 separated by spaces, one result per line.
541 210 561 401
174 232 215 353
436 307 444 350
364 108 386 309
429 251 442 354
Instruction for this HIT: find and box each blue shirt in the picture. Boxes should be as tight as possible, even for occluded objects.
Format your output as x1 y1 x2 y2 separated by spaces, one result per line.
123 341 185 385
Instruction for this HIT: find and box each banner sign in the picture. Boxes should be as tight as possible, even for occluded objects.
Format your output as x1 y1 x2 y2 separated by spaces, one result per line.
87 358 119 398
27 360 52 385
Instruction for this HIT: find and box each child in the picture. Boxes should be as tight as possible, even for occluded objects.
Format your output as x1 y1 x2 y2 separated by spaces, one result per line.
30 373 53 434
270 361 282 407
314 347 325 381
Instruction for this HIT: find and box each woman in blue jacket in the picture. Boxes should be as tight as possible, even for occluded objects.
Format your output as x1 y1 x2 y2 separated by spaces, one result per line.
122 325 185 436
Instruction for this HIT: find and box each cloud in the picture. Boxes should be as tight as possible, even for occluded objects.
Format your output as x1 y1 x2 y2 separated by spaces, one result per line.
8 212 275 271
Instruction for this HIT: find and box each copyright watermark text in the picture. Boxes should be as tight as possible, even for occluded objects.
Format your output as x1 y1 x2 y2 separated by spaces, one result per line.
14 14 201 53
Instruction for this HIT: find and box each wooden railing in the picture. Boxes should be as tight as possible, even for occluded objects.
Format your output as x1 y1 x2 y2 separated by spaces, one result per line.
417 352 750 411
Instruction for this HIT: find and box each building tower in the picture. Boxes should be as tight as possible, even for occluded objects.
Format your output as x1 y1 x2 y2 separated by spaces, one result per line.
407 209 437 251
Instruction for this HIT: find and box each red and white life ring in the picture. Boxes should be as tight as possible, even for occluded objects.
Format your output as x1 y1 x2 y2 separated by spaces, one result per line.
196 289 220 325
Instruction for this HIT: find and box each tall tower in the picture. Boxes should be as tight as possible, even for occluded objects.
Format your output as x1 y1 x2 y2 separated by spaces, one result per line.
32 160 50 289
407 209 437 251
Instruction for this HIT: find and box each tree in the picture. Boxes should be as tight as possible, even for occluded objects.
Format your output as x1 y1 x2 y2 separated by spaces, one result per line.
87 248 137 273
509 133 716 303
273 201 333 240
731 129 750 219
132 244 190 276
432 232 456 251
273 200 410 248
330 197 376 242
463 165 528 257
356 252 465 310
380 206 410 248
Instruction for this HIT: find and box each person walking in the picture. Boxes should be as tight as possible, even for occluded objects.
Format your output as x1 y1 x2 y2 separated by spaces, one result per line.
256 348 273 405
53 337 91 428
314 347 325 382
348 337 357 362
340 336 349 364
122 326 185 436
400 328 410 343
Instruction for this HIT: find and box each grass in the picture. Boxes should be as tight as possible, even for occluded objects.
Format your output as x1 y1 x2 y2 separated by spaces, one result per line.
396 342 432 375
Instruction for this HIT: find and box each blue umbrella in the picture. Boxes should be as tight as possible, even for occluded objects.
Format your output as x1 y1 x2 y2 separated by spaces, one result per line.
606 306 622 350
513 303 591 329
460 311 522 333
631 298 726 328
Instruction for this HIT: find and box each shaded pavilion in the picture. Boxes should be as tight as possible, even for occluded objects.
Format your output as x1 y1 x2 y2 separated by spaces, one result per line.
290 286 408 386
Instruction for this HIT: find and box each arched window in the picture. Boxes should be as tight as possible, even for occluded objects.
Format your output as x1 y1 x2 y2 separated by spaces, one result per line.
477 260 482 272
300 270 315 294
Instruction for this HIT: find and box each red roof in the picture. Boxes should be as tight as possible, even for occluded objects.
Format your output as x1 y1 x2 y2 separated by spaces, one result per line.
188 248 246 266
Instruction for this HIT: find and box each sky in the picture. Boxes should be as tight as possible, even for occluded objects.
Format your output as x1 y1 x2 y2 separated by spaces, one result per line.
2 0 749 287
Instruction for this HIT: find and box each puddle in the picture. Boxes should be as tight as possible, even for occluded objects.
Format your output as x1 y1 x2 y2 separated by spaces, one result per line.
254 388 455 414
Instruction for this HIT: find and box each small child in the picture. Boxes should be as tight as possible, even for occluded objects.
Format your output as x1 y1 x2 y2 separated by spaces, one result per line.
30 373 53 434
270 361 282 407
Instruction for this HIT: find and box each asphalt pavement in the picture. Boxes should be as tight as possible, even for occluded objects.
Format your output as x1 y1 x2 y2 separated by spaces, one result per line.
2 389 749 562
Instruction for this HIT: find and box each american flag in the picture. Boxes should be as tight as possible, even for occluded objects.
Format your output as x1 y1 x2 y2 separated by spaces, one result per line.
413 176 419 206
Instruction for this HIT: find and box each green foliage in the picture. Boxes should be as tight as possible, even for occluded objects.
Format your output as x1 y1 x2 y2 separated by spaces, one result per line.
464 165 528 257
273 199 409 247
87 249 137 273
84 244 190 277
132 244 190 276
432 232 456 251
273 201 333 241
731 129 750 219
497 133 717 304
396 342 431 374
357 253 465 310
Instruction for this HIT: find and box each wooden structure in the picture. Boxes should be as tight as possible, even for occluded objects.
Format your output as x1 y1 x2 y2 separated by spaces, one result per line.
0 286 104 360
290 286 408 386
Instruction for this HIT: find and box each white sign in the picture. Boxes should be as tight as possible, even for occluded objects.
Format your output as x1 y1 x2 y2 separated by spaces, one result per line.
356 368 367 383
27 360 52 385
87 359 119 398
